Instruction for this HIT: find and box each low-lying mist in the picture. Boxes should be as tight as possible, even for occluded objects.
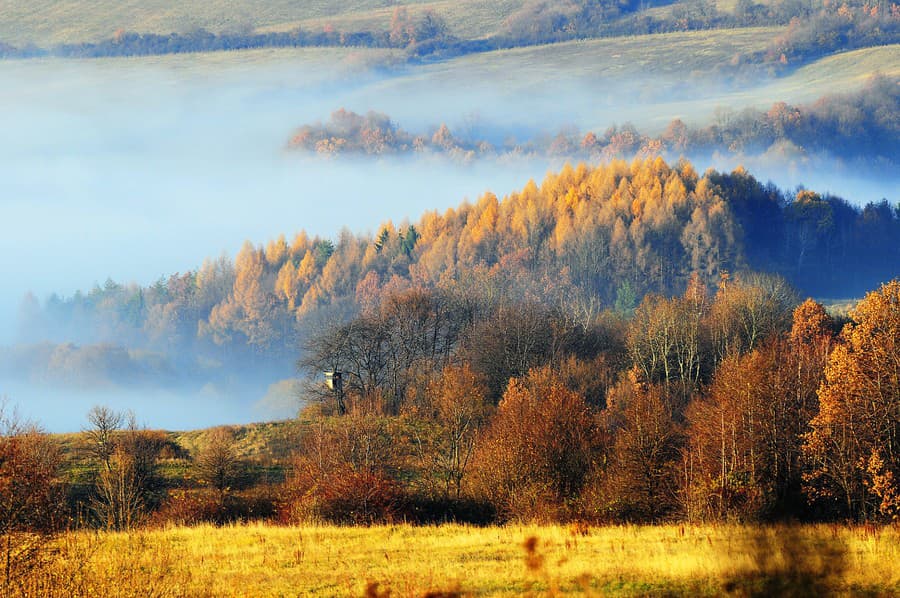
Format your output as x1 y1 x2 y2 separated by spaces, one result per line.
0 377 299 433
0 53 560 342
2 48 895 431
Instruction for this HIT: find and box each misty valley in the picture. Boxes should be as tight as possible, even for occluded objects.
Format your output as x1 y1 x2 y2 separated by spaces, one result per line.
1 44 897 431
1 1 899 595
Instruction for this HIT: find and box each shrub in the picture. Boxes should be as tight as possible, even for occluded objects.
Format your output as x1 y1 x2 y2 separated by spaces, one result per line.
469 365 599 521
152 485 279 527
149 489 223 527
280 463 407 525
0 404 66 594
279 415 414 525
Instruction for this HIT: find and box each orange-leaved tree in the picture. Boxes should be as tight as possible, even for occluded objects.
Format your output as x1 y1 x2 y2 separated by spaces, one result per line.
419 365 491 500
684 299 833 521
803 280 900 520
469 365 597 521
594 372 681 522
1 402 65 593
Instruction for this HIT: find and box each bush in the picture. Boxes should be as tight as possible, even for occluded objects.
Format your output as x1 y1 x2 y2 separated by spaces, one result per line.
468 365 600 522
151 486 278 527
1 405 66 594
280 464 407 525
278 414 416 525
150 489 223 527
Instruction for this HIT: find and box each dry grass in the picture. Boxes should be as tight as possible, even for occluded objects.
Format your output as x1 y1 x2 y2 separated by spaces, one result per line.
172 419 304 462
18 523 900 596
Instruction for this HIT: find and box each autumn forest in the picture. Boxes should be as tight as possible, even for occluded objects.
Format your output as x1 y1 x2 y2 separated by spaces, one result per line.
3 0 900 594
5 157 900 528
13 159 900 370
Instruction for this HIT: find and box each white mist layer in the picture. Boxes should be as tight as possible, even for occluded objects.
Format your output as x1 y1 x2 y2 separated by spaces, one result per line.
1 50 895 430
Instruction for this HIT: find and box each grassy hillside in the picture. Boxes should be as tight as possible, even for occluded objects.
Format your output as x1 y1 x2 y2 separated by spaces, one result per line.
411 26 781 81
52 420 299 495
258 0 528 41
336 32 898 131
362 27 782 132
23 523 900 596
0 0 525 47
757 45 900 100
4 14 895 134
59 26 883 131
10 31 894 110
4 32 893 150
54 419 301 462
172 420 302 462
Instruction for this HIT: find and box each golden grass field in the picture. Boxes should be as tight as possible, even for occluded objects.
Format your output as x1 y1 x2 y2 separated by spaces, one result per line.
26 523 900 596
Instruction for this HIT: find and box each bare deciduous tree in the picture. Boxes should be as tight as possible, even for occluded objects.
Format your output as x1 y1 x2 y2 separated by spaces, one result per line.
87 409 164 530
194 428 243 501
85 405 124 471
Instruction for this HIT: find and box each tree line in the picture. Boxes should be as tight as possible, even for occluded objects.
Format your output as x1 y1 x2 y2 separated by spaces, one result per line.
3 157 899 581
2 276 898 575
13 158 899 385
288 75 899 167
286 274 899 525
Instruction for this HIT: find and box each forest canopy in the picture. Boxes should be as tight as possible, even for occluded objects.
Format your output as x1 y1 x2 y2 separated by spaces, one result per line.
3 156 900 531
10 158 899 389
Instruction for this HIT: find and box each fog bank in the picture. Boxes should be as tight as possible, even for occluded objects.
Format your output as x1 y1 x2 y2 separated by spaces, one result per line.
2 49 895 430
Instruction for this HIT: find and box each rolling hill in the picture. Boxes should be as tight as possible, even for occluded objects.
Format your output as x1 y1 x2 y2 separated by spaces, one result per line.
0 0 525 47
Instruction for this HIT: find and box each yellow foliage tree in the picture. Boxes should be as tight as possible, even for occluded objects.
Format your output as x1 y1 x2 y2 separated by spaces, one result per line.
803 280 900 520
